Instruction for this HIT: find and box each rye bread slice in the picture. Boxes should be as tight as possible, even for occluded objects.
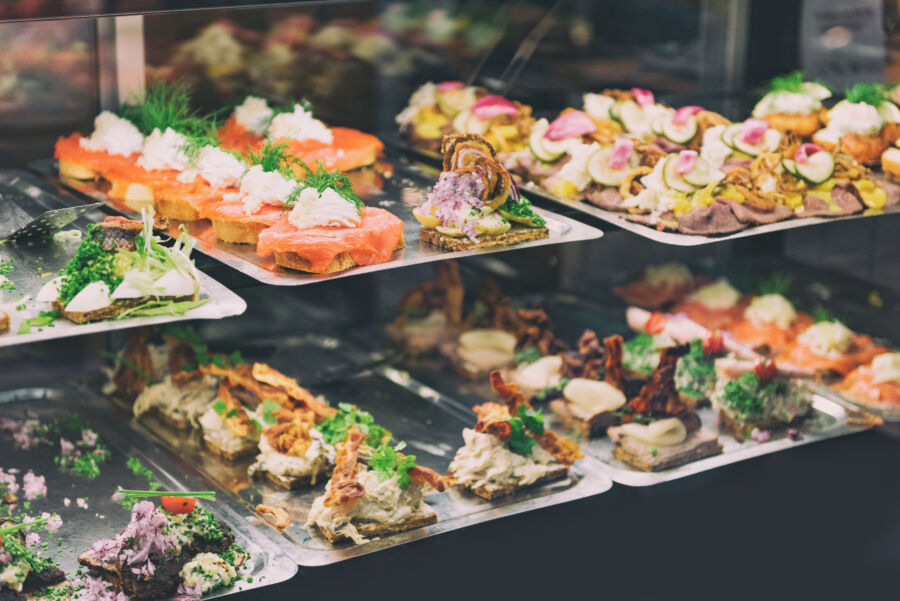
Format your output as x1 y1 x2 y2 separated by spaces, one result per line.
549 399 616 438
466 465 570 500
717 407 813 442
254 466 331 490
203 436 257 461
419 225 549 251
272 234 406 274
607 425 722 472
314 511 438 544
54 294 195 325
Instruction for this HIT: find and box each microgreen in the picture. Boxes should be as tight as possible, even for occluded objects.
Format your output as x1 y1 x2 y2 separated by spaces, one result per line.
506 405 544 456
721 371 787 418
768 70 827 94
117 81 210 137
246 140 295 176
316 402 391 446
845 83 887 107
514 347 542 365
369 441 417 489
758 273 793 296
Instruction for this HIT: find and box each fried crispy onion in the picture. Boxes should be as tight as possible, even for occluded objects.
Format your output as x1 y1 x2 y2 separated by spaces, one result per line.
251 363 333 421
620 166 651 199
603 334 626 392
628 345 690 417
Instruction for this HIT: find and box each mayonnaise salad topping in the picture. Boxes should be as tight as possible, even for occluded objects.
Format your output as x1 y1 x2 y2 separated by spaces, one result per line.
752 91 822 117
448 428 559 490
79 111 144 156
871 352 900 385
744 293 797 329
268 103 332 144
688 278 740 310
644 262 693 289
821 101 886 138
699 125 731 169
137 127 191 171
234 95 274 134
797 321 853 358
621 158 679 214
287 187 362 230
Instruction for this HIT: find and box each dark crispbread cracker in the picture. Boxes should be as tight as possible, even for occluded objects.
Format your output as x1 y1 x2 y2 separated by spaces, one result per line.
54 294 195 325
716 406 813 442
607 426 722 472
255 466 330 490
419 225 549 251
273 234 406 274
548 399 616 438
202 436 257 461
314 511 438 544
465 465 570 500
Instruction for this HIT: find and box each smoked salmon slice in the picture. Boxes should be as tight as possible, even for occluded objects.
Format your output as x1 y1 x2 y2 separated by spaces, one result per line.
257 207 404 273
670 298 749 331
54 133 138 176
729 312 813 355
779 334 887 376
833 363 900 410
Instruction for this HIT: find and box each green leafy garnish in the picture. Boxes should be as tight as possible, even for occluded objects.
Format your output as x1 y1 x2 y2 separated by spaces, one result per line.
369 441 417 489
247 140 294 176
623 332 662 377
259 400 282 425
211 400 227 415
514 347 542 365
676 339 717 400
117 81 209 137
16 310 59 335
497 197 546 227
101 350 152 384
57 224 122 305
810 304 837 323
316 402 391 446
758 273 793 296
285 160 362 213
768 70 826 94
845 83 887 107
506 405 545 456
0 257 13 275
721 372 787 418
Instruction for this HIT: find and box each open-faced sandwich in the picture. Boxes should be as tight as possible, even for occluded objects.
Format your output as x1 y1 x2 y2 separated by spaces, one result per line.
881 137 900 183
712 358 812 441
414 133 548 251
0 519 67 601
219 95 383 172
727 293 812 355
813 83 900 165
613 262 705 309
447 371 583 499
700 118 783 174
40 212 202 325
607 345 723 471
79 494 245 600
779 320 887 378
385 261 464 355
255 160 404 274
582 88 667 142
832 351 900 413
670 278 748 331
751 71 831 136
306 426 449 544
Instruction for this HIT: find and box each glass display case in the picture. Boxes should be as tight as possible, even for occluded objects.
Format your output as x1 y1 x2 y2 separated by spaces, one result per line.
0 1 898 600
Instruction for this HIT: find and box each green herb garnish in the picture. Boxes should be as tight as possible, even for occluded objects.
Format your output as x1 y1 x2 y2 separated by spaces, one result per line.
16 309 59 335
721 372 787 418
316 402 391 446
260 400 282 425
534 377 570 402
845 83 887 107
115 489 216 501
506 405 544 456
514 347 542 365
101 350 152 384
211 400 227 415
369 441 417 489
247 140 294 176
497 197 546 227
810 304 837 323
57 224 122 305
117 81 209 137
768 70 824 94
758 273 793 296
285 160 362 213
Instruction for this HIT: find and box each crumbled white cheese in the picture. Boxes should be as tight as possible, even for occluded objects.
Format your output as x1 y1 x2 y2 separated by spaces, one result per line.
797 321 854 358
137 127 190 172
744 293 797 329
233 96 274 135
287 187 362 230
268 104 332 144
79 111 144 156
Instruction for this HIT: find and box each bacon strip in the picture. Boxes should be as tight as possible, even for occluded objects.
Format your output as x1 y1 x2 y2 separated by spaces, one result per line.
200 363 291 407
216 381 254 438
408 465 449 492
628 345 689 416
473 402 513 440
251 363 333 420
603 334 626 392
534 431 584 466
323 426 365 509
489 370 527 413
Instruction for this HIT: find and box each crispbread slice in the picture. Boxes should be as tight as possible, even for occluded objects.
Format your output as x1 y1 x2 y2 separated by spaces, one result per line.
466 465 570 500
548 399 616 438
53 294 195 325
314 511 438 544
156 196 202 221
152 407 190 430
254 466 330 490
0 311 9 333
607 426 723 472
273 234 406 274
716 407 813 442
203 436 257 461
419 225 549 251
210 218 269 245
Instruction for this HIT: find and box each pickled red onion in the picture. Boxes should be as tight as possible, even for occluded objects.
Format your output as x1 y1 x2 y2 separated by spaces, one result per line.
739 118 769 144
437 81 465 92
545 110 597 141
608 137 635 169
631 88 655 107
471 95 518 120
674 150 698 175
672 105 703 125
794 143 824 164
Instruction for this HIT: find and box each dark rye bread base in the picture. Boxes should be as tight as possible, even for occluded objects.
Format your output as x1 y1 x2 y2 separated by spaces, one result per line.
77 521 235 600
466 465 570 500
717 407 813 442
273 234 406 274
419 225 549 251
254 465 331 490
203 436 257 461
315 512 438 544
54 294 195 325
549 399 617 438
607 426 723 472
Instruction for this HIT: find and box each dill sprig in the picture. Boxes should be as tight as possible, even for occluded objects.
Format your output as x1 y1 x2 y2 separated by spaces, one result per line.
768 70 808 93
845 83 887 107
284 160 363 213
118 81 210 137
246 140 295 176
271 97 315 117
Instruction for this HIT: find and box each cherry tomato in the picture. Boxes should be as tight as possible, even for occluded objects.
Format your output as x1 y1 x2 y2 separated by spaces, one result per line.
753 359 777 382
161 496 196 514
644 312 668 335
703 331 725 357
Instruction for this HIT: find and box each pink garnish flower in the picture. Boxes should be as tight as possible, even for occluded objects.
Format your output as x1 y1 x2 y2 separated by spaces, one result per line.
22 471 47 500
25 532 40 548
74 575 129 601
81 429 99 447
63 498 72 507
174 583 203 601
76 497 89 509
674 150 698 175
786 428 803 441
751 428 770 443
631 88 655 107
42 512 63 532
608 137 635 169
0 549 12 564
60 438 75 457
0 469 19 496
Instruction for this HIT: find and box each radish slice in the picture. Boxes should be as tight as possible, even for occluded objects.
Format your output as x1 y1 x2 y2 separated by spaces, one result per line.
673 105 703 125
739 118 769 144
472 95 518 120
631 88 655 107
545 110 597 141
437 81 465 92
608 137 635 169
794 143 824 164
674 150 698 175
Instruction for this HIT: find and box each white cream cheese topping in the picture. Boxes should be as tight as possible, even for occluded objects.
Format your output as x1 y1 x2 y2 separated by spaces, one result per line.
228 164 296 214
268 103 332 144
688 278 740 310
871 352 900 385
79 111 144 156
797 321 853 358
744 293 797 329
234 95 274 134
137 127 190 171
177 146 246 188
287 187 362 230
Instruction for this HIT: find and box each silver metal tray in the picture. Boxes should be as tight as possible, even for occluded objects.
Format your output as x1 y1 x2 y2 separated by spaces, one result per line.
0 174 247 347
30 157 603 286
0 387 298 599
386 134 900 246
113 338 612 566
808 381 900 423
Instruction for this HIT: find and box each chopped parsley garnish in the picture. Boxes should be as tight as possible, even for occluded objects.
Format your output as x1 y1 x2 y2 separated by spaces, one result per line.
1 529 56 573
514 347 542 365
259 400 282 425
506 405 544 456
57 224 122 305
369 441 416 489
0 257 13 275
758 273 792 296
125 457 162 493
768 70 827 94
721 372 787 418
316 402 391 446
498 197 546 227
211 400 227 415
285 160 363 213
534 378 570 402
17 310 59 335
845 82 887 107
623 332 661 376
117 81 210 137
676 339 718 399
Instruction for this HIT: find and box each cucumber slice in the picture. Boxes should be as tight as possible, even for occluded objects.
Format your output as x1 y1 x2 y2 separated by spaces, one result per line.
781 158 799 177
609 101 623 123
878 101 900 123
800 82 831 100
618 100 648 134
586 147 638 186
733 128 782 156
651 114 666 136
466 113 490 134
682 156 725 187
452 108 470 132
721 124 743 149
661 155 698 193
437 88 475 117
795 152 835 185
661 116 698 144
529 128 565 163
